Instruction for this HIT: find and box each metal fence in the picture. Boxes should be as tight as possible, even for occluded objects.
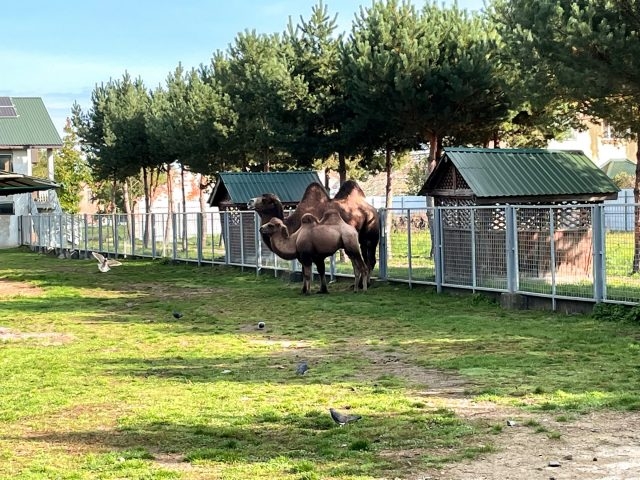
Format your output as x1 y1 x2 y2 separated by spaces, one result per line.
17 203 640 306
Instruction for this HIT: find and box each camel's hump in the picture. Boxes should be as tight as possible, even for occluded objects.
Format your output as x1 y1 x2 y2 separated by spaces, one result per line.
301 213 320 224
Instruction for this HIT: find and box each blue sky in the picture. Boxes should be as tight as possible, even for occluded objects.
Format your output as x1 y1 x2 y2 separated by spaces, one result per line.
4 0 484 136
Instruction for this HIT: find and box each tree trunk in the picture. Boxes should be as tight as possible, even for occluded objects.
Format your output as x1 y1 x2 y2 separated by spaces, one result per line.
111 175 117 245
142 167 150 247
338 151 347 185
385 143 394 260
198 174 208 249
426 132 439 258
163 164 174 257
122 179 133 246
633 143 640 273
181 164 187 252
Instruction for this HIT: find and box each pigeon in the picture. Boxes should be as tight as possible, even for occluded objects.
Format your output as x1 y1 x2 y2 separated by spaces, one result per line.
296 362 309 375
92 252 122 272
172 311 183 319
329 408 362 426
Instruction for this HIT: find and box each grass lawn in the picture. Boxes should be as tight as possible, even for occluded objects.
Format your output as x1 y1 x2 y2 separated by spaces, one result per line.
1 247 640 479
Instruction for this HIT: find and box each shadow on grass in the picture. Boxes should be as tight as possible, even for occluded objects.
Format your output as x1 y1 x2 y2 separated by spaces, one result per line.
3 409 483 477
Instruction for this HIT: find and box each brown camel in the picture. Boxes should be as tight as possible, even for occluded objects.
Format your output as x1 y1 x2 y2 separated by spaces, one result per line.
259 210 369 294
248 180 379 286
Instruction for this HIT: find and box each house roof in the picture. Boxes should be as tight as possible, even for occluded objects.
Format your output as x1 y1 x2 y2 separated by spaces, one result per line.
208 171 323 207
0 171 60 195
420 148 619 201
0 97 63 148
600 158 636 179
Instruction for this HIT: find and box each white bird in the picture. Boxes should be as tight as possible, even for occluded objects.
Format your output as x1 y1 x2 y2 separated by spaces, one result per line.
92 252 122 272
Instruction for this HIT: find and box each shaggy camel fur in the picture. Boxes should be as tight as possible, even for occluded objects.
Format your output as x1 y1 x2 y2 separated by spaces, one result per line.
259 210 369 294
248 181 379 286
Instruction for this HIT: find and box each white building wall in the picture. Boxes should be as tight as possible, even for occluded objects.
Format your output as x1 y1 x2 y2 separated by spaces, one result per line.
1 148 33 248
548 124 636 166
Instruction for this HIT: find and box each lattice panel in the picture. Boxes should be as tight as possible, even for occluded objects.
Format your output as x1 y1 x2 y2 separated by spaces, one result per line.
440 166 456 189
442 208 472 229
489 208 506 231
455 169 469 189
517 208 549 231
554 207 591 229
437 198 475 207
437 165 470 191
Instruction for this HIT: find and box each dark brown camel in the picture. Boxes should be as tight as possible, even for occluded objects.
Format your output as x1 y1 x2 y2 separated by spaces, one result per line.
248 180 380 284
259 210 368 294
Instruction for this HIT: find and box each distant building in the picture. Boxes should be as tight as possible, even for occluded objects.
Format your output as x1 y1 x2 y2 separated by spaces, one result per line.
0 96 62 247
548 119 637 167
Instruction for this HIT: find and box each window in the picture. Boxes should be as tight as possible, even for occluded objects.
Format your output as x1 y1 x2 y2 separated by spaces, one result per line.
0 202 14 215
0 154 12 172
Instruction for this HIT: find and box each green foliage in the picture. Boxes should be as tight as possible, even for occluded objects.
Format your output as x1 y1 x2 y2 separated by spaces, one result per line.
592 302 640 323
612 172 635 189
283 1 346 168
34 120 92 213
213 30 307 171
405 153 430 195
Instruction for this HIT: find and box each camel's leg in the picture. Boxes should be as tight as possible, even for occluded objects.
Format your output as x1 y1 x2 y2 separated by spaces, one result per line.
346 245 368 292
301 264 311 295
365 240 377 285
316 260 328 294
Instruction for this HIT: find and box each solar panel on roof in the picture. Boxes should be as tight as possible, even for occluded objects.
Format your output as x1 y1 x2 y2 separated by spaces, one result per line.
0 97 13 107
0 106 17 117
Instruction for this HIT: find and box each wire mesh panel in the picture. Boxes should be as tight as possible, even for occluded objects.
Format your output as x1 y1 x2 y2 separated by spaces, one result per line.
604 203 640 303
474 207 508 290
384 208 435 283
385 208 410 281
202 211 225 263
440 206 474 287
408 208 435 283
516 206 594 299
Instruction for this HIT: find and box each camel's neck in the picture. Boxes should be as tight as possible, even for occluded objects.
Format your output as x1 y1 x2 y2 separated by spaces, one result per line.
268 230 298 260
259 203 285 223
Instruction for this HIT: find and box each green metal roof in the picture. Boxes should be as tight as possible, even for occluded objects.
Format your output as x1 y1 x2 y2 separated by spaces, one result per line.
600 158 636 179
0 171 60 195
208 171 323 206
422 148 619 199
0 97 62 148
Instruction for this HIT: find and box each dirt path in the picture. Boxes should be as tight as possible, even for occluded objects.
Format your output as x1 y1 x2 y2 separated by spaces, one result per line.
427 405 640 480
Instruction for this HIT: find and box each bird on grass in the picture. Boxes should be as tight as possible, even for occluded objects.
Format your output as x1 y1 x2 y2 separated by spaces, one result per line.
296 362 309 375
172 311 184 319
92 252 122 273
329 408 362 427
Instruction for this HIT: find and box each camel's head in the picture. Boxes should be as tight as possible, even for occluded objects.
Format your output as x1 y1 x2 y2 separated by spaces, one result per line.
259 217 289 238
248 193 284 217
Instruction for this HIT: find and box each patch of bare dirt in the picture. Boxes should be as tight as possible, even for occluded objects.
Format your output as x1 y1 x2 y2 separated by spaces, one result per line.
152 453 194 472
422 407 640 480
0 279 44 297
0 327 74 345
289 346 640 480
358 349 470 396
